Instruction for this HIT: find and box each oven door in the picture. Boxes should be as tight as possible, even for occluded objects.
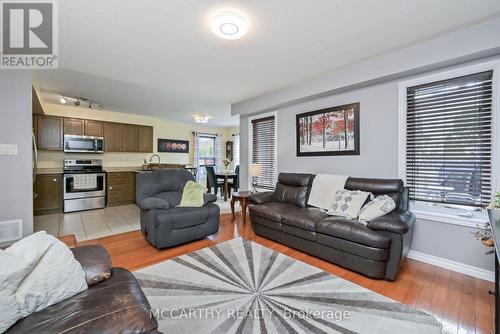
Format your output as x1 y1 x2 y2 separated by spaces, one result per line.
64 135 104 153
63 173 106 199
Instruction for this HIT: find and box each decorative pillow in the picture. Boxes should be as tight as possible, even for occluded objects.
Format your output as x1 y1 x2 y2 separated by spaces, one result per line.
0 250 33 333
359 195 396 224
5 232 88 318
329 189 371 219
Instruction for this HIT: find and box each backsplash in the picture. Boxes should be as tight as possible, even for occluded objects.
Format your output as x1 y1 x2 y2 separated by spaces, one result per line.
37 151 191 168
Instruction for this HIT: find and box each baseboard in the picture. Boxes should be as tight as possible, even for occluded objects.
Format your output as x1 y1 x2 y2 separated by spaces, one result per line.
407 250 494 282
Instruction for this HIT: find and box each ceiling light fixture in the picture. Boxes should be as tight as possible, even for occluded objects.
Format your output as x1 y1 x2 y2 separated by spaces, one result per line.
194 115 209 124
211 11 247 40
58 94 103 110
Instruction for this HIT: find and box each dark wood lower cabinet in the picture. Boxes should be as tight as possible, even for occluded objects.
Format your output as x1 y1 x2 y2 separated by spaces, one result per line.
34 174 62 214
107 172 136 206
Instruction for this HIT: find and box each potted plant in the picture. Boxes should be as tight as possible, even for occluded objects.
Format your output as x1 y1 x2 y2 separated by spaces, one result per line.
480 191 500 252
223 158 232 171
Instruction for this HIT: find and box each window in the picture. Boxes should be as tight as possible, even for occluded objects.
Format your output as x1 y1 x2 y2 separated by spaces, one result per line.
251 115 276 190
199 135 216 166
406 70 493 208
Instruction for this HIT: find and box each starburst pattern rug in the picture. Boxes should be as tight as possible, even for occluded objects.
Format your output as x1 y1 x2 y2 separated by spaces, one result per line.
134 238 441 334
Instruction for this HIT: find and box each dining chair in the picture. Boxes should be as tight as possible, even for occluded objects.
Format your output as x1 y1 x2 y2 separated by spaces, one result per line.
228 165 240 195
205 166 224 196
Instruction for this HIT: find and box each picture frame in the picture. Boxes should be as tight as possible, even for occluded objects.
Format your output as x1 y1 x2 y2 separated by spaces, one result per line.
296 102 360 156
157 138 189 153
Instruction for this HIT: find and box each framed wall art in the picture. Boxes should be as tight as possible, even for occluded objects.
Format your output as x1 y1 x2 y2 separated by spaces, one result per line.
296 102 360 156
157 138 189 153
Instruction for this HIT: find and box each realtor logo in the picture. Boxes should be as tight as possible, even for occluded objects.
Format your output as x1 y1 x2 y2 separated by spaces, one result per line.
1 0 58 69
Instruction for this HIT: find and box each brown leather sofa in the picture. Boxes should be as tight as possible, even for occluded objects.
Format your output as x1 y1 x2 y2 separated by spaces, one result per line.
249 173 415 281
7 245 161 334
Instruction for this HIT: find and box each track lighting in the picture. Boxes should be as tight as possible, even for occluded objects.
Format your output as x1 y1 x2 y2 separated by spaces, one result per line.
58 94 103 110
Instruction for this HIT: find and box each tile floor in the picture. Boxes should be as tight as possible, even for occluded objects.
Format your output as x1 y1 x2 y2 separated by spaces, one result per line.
34 204 141 242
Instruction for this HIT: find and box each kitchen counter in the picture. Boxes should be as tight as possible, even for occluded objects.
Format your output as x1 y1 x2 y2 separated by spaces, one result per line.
104 167 143 173
36 166 189 175
36 168 63 175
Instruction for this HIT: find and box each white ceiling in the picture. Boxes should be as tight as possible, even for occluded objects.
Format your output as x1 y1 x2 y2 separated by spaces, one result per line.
36 0 500 127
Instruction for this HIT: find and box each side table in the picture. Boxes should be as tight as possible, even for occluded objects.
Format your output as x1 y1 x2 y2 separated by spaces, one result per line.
230 191 252 227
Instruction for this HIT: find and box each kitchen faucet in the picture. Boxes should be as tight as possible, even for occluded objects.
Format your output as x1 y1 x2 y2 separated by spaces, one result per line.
149 154 161 165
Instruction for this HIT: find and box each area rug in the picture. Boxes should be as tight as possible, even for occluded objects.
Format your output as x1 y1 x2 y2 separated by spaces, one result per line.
134 238 441 334
214 196 240 214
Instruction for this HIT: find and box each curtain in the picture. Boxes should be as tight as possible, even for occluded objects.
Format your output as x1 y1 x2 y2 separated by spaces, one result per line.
233 133 240 167
215 134 222 171
193 132 200 180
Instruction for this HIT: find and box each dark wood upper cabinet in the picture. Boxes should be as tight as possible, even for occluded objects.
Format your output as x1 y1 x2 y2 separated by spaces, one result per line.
138 126 153 153
34 174 62 212
64 118 84 135
37 115 63 150
32 88 45 115
104 122 123 152
36 115 151 153
84 120 103 137
122 125 139 152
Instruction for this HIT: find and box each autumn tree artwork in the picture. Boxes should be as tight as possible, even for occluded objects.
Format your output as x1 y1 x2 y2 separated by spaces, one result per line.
296 103 360 156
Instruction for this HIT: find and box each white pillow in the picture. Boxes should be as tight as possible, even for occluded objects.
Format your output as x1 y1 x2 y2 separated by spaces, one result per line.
328 189 371 219
0 251 34 333
359 195 396 224
5 232 88 318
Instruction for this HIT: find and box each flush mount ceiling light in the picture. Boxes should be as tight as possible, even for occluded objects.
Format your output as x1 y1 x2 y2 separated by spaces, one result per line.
211 11 247 40
194 115 209 124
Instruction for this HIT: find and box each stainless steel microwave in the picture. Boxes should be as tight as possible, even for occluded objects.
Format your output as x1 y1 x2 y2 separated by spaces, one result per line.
64 134 104 153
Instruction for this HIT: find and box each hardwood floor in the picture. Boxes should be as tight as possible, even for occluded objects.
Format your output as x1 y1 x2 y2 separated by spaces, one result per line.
81 212 495 334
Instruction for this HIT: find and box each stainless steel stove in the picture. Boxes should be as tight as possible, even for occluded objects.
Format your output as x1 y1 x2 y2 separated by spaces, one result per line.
63 159 106 213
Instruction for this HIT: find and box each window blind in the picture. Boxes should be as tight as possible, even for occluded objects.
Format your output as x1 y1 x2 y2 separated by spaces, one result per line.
406 70 493 207
252 116 276 190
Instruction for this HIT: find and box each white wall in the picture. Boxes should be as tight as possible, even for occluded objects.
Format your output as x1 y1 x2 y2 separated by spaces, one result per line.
0 71 33 241
238 59 496 276
233 16 500 116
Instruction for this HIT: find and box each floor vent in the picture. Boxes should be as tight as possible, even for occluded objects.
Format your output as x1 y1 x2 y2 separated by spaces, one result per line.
0 219 22 243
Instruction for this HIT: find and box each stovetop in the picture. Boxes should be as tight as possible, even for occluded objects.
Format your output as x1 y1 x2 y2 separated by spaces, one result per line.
63 159 104 174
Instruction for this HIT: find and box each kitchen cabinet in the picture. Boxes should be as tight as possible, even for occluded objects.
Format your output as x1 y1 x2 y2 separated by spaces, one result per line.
138 126 153 153
64 118 84 135
35 114 152 153
122 125 139 152
104 123 140 152
64 118 103 137
107 172 135 205
34 174 62 214
84 120 104 137
103 122 123 152
36 115 63 150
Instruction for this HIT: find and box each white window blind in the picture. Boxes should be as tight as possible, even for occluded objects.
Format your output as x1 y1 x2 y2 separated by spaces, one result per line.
252 116 276 190
406 70 493 207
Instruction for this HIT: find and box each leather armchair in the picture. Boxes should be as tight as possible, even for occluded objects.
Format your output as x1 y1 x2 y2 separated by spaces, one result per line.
248 191 274 204
7 245 160 334
136 169 220 249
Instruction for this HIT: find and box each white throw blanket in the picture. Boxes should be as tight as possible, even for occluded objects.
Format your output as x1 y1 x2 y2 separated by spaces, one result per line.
307 174 348 211
0 232 87 333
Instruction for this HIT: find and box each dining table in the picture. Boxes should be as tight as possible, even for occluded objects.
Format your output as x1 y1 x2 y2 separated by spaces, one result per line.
215 170 237 201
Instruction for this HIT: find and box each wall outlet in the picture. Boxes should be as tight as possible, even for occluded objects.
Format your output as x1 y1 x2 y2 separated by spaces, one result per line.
0 144 18 155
